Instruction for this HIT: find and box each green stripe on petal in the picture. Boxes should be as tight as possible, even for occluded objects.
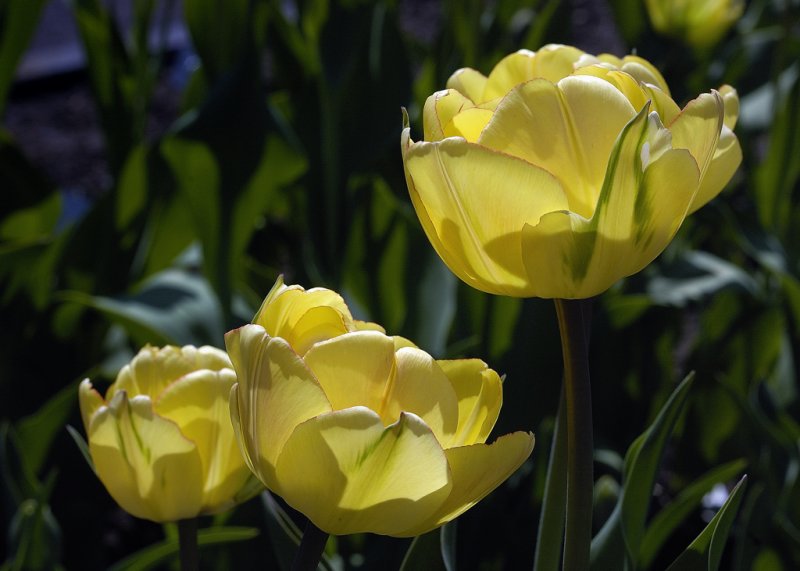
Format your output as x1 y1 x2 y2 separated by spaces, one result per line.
275 408 452 536
479 75 636 218
89 392 204 522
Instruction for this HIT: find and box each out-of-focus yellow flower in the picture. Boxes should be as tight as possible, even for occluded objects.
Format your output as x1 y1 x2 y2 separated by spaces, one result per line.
401 45 742 299
645 0 744 50
226 278 534 537
79 345 258 522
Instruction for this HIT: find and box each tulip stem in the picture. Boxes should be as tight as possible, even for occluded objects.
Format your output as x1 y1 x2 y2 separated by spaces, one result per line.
292 520 329 571
554 298 593 571
177 518 199 571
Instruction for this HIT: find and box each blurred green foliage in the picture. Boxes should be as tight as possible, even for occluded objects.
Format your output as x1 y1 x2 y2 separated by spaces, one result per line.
0 0 799 569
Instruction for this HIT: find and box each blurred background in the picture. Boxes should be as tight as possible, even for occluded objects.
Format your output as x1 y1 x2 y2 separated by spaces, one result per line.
1 0 799 569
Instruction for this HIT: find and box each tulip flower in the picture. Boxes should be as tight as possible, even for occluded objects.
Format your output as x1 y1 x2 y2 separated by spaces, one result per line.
79 345 258 522
401 44 741 299
645 0 744 50
226 278 534 537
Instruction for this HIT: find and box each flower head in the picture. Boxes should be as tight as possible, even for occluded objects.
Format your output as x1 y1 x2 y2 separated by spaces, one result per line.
401 45 741 299
79 345 258 522
645 0 744 50
226 278 534 536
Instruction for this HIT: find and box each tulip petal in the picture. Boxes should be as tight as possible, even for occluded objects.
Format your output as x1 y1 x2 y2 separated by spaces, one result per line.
597 54 671 96
253 287 352 353
446 68 488 103
275 407 452 536
225 325 332 489
668 91 723 180
573 65 650 113
88 392 204 522
479 75 636 218
401 431 534 536
689 126 742 213
719 85 739 129
423 89 473 142
303 331 396 414
444 107 494 142
78 379 105 432
155 369 251 512
521 106 701 298
483 46 585 101
437 359 502 446
382 347 460 447
402 130 567 296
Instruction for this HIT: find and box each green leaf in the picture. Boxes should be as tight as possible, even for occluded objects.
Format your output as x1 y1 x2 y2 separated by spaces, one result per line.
106 526 259 571
592 374 696 569
639 459 748 568
65 426 94 473
665 476 748 571
646 251 758 307
0 0 49 113
59 268 226 347
441 521 457 571
15 382 78 475
621 373 695 565
400 530 446 571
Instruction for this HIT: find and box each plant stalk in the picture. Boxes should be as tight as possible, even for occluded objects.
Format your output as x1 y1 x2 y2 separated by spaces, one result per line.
292 519 329 571
178 518 199 571
554 298 594 571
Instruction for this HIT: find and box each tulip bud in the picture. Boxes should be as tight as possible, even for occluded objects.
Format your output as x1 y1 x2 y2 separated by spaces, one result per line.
645 0 744 50
79 345 259 522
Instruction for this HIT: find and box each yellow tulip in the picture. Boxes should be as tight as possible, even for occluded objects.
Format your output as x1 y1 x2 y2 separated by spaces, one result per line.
645 0 744 49
401 45 742 299
79 345 259 522
226 279 534 537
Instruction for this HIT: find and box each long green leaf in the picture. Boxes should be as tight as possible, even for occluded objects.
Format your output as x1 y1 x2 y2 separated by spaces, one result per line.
639 459 747 568
0 0 49 113
15 383 78 475
106 526 258 571
665 476 748 571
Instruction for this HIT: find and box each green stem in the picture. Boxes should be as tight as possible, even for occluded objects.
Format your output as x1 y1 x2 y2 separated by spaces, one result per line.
292 520 329 571
532 387 568 571
177 518 199 571
554 298 594 571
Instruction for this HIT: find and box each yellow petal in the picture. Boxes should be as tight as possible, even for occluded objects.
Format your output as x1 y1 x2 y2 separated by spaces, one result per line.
402 130 567 297
573 65 650 113
641 83 681 125
598 54 671 96
719 85 739 129
401 431 534 536
423 89 474 142
253 285 352 353
88 391 204 522
154 368 252 513
446 68 488 103
443 107 495 142
392 335 418 350
689 126 742 213
79 379 105 432
382 347 459 447
483 45 585 101
303 331 396 414
274 407 452 536
668 91 723 181
520 106 700 298
224 325 332 488
479 75 636 218
110 345 231 401
353 320 386 333
437 359 502 446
